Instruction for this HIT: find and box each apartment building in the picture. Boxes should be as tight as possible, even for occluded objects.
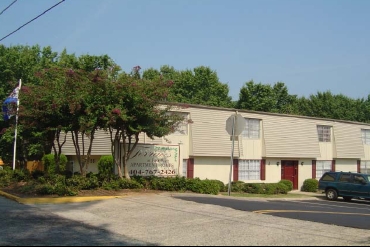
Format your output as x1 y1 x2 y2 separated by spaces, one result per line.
60 104 370 190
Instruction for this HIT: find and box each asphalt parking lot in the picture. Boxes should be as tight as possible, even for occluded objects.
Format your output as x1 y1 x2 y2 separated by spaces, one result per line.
2 192 370 246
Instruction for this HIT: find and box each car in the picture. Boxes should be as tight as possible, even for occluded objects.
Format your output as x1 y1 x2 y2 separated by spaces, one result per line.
318 171 370 201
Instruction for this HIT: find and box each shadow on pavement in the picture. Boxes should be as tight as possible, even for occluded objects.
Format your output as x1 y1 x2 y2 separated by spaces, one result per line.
0 197 158 246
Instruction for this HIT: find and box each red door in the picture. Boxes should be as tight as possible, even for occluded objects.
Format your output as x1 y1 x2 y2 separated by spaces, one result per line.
281 160 298 190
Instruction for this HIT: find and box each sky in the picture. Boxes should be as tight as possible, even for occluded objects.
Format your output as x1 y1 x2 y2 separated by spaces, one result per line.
0 0 369 101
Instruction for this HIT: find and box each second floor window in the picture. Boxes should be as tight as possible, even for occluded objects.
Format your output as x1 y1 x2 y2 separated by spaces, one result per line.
361 129 370 145
242 118 260 139
317 125 331 142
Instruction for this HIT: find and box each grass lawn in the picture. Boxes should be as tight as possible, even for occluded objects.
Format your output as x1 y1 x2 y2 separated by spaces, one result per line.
220 192 321 198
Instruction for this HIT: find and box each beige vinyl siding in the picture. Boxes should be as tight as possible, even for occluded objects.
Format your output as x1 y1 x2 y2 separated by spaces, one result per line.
59 130 111 156
333 122 364 158
189 107 239 157
364 145 370 160
318 143 333 160
262 116 321 158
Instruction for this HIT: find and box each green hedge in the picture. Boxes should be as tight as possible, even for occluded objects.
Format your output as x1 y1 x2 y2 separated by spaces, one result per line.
42 154 67 174
302 179 318 192
97 155 115 181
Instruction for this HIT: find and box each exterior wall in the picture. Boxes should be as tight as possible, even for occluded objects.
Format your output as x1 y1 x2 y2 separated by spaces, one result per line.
240 140 262 159
263 159 282 183
298 159 313 190
334 159 358 173
67 155 101 174
193 157 230 183
364 145 370 160
333 122 364 158
58 103 370 191
318 143 333 160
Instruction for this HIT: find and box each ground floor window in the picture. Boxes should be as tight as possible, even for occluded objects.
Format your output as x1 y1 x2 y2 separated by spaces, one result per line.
316 160 332 179
238 160 260 180
360 161 370 174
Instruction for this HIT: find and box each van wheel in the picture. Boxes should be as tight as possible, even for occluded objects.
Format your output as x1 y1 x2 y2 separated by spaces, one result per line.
326 189 338 201
343 196 352 202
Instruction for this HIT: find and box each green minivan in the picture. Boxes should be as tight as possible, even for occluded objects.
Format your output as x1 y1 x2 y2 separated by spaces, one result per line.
318 171 370 201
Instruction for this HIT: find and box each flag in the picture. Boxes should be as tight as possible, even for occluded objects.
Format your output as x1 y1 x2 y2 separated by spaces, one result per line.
2 85 19 121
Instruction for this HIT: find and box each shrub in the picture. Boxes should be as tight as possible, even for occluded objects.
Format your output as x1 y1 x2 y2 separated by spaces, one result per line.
186 178 220 195
97 155 115 181
227 181 245 192
12 169 30 182
42 154 67 175
209 180 226 192
66 175 100 190
279 180 293 192
36 184 55 195
260 183 287 195
0 168 13 187
243 183 264 194
31 170 45 180
150 177 176 191
102 180 121 190
118 178 143 189
302 179 318 192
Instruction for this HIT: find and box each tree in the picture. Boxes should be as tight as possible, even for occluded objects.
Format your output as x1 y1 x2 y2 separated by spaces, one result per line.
106 66 184 179
297 91 368 122
143 65 233 107
236 81 299 114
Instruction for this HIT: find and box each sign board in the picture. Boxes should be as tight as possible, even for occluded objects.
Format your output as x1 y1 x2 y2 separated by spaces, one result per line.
226 114 246 136
127 144 180 177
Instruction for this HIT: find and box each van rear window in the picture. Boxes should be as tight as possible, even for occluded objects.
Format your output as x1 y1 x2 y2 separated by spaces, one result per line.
321 173 336 181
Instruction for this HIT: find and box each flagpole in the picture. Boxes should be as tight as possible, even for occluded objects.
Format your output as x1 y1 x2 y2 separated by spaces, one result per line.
12 79 21 170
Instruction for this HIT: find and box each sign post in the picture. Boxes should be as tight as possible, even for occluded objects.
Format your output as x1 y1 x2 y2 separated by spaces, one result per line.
225 112 246 196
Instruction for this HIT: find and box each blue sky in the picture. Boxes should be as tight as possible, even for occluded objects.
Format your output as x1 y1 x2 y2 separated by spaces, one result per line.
0 0 369 101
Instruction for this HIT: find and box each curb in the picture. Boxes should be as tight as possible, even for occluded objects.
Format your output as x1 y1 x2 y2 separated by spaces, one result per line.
0 190 123 204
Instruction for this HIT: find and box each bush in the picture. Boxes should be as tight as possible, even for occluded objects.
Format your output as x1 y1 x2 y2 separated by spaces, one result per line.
226 181 245 192
186 178 220 195
279 180 293 192
97 155 115 181
209 180 226 192
12 169 30 182
0 168 13 187
302 179 318 192
31 170 45 180
243 183 264 194
66 175 100 190
118 178 143 189
260 183 288 195
42 154 67 175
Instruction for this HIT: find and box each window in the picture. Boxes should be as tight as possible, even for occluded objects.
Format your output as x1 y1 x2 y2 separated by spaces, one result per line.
242 118 260 139
360 161 370 174
354 175 366 184
317 125 331 142
339 174 351 182
361 129 370 145
238 160 260 180
316 160 332 178
320 172 336 181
